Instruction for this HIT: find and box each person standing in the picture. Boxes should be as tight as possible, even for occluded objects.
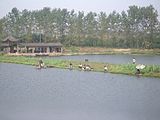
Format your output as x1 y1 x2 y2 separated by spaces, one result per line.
69 62 73 70
132 58 136 64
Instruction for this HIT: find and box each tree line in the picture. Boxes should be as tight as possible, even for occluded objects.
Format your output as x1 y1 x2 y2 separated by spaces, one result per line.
0 5 160 48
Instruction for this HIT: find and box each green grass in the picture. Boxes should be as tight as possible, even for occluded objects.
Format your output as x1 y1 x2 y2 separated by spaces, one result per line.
0 55 160 78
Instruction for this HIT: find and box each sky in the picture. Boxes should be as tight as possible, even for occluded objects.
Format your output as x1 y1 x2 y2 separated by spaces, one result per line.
0 0 160 19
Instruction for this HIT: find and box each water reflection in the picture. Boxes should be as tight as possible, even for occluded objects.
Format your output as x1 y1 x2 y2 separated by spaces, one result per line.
0 63 160 120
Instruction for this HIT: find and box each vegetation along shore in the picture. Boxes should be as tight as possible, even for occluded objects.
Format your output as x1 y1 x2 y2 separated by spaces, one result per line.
0 55 160 78
64 47 160 55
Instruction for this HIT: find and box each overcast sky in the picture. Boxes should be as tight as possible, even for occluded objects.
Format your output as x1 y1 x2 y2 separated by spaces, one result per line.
0 0 160 19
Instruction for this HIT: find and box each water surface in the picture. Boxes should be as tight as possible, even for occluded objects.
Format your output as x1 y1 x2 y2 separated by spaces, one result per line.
50 54 160 65
0 63 160 120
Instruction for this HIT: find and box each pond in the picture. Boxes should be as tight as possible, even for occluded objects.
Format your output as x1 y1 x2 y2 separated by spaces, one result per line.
0 63 160 120
50 54 160 65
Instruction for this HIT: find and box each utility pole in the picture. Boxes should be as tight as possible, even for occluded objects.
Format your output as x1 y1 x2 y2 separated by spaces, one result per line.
39 30 43 53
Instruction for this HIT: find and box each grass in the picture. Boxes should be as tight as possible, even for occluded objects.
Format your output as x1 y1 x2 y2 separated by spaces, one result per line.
0 55 160 78
64 47 160 55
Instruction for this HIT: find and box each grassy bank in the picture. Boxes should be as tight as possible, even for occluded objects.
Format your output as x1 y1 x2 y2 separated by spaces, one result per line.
0 55 160 78
64 47 160 55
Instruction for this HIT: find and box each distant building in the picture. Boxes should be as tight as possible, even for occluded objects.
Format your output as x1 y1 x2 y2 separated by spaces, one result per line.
0 36 63 54
18 43 63 53
0 36 19 53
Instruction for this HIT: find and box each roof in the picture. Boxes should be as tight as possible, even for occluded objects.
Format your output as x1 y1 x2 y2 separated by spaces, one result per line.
3 36 18 42
19 42 63 47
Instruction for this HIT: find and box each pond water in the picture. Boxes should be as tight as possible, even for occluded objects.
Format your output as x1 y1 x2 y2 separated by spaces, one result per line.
0 63 160 120
50 54 160 65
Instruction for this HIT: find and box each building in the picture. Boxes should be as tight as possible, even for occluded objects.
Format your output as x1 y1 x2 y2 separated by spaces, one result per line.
18 43 63 53
0 36 63 54
0 36 19 53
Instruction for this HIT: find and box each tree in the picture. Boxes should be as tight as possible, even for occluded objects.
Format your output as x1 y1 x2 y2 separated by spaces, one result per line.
97 12 108 46
0 5 159 48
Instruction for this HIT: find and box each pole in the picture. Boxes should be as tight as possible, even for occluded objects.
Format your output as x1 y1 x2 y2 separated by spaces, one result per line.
40 32 41 53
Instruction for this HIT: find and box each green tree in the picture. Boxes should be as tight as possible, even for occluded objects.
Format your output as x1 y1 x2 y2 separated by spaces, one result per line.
0 5 159 48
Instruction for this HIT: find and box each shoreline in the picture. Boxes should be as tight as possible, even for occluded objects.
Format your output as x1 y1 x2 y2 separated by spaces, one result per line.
1 48 160 57
0 55 160 78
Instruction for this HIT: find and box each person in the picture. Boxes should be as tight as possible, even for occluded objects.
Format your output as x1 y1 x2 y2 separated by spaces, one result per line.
82 64 86 70
41 62 46 68
85 65 91 71
132 58 136 64
135 68 140 75
85 59 88 62
104 65 108 72
69 62 73 70
38 58 43 68
78 63 83 69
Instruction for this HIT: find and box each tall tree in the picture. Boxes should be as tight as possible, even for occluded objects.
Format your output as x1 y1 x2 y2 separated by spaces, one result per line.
98 12 108 46
0 5 159 48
